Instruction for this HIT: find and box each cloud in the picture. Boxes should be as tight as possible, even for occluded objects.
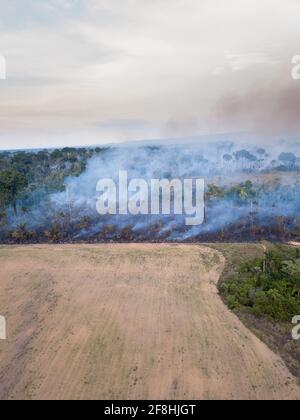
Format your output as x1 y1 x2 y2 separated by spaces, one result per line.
0 0 86 29
0 0 300 149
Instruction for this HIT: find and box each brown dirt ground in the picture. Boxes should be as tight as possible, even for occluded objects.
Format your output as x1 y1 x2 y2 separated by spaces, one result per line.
0 244 299 400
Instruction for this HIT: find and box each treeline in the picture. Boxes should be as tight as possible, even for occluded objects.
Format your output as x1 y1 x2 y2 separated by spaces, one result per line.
214 243 300 379
0 147 105 221
220 245 300 322
222 149 300 172
1 145 300 244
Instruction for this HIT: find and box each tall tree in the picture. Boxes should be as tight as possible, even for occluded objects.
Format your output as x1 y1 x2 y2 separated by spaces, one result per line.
278 152 297 169
0 170 28 215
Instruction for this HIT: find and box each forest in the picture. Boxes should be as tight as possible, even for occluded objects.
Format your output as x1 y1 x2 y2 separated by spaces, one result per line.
1 140 300 243
220 245 300 321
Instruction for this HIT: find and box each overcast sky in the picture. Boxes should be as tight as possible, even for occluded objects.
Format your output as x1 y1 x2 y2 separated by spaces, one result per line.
0 0 300 150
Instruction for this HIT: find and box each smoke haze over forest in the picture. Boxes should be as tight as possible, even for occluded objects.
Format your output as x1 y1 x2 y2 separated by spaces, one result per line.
1 136 300 243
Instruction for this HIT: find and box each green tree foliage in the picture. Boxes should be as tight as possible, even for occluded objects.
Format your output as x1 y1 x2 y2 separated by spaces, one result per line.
206 183 225 199
0 147 105 216
220 245 300 322
0 170 28 215
227 180 256 203
281 259 300 297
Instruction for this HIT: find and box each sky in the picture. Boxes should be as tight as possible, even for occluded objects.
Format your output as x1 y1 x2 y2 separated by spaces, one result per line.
0 0 300 150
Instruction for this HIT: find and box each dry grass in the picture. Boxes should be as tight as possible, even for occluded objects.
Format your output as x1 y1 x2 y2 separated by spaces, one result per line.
0 244 299 400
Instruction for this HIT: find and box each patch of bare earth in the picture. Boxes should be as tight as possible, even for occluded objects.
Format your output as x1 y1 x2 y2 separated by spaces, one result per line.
0 244 299 400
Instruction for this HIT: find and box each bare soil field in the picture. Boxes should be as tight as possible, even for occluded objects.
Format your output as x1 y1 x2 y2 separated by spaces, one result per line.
0 244 299 400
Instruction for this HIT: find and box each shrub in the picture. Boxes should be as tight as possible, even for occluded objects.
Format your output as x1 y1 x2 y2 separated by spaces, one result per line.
220 245 300 322
10 223 35 243
44 224 62 243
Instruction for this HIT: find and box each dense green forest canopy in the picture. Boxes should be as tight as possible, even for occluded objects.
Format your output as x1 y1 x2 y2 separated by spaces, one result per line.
220 245 300 322
0 147 104 217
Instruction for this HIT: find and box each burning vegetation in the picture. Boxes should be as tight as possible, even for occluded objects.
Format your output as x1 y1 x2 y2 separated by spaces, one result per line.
1 139 300 244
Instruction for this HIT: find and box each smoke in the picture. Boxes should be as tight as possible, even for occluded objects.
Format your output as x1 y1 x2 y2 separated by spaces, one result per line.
3 136 300 242
212 82 300 136
41 139 300 238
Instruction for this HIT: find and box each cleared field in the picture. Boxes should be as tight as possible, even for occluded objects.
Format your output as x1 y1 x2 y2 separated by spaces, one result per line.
0 244 299 400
